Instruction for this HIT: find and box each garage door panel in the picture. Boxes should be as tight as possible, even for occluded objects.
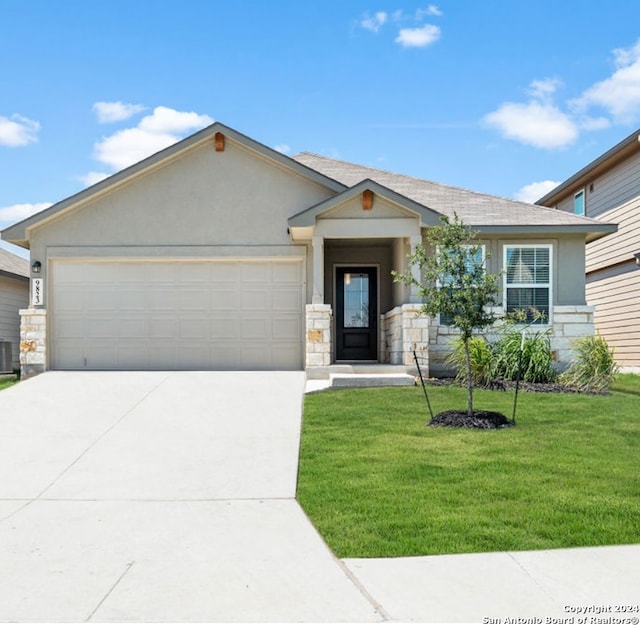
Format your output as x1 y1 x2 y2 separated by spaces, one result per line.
118 290 146 311
52 260 303 370
86 318 117 339
210 290 240 310
241 289 270 309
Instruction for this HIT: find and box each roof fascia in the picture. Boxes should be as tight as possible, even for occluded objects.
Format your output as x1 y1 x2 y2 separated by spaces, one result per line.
1 122 347 245
472 223 618 243
537 130 640 206
288 178 442 227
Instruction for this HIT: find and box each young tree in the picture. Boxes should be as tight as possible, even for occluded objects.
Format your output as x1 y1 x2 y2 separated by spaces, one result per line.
393 214 501 416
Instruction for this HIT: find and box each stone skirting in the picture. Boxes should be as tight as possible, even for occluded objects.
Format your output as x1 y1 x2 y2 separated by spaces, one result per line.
19 308 47 379
381 304 429 369
427 305 596 377
305 304 332 369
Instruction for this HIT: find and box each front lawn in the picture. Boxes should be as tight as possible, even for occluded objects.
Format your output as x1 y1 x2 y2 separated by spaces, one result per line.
297 374 640 558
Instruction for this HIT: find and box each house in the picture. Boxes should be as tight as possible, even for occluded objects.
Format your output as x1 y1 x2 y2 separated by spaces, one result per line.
0 247 29 371
537 129 640 371
1 123 616 379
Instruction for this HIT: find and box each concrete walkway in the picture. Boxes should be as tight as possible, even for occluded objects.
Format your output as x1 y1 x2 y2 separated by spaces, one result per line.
0 371 638 622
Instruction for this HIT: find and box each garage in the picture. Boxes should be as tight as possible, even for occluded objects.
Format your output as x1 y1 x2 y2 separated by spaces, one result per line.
50 259 304 370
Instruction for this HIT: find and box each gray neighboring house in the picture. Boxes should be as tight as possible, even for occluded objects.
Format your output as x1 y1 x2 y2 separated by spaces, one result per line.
538 129 640 371
0 247 29 371
1 122 616 379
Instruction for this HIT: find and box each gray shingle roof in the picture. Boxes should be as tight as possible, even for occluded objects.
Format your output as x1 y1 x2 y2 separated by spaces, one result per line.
293 152 609 229
0 247 29 278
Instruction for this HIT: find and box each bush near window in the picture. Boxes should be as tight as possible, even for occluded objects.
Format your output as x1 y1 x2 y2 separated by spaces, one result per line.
447 315 556 385
559 334 619 394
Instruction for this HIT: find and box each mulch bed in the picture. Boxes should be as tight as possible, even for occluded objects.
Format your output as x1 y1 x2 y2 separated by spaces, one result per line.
424 377 580 394
429 409 514 429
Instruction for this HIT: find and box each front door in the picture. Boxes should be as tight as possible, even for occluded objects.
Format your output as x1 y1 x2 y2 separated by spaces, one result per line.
336 267 378 361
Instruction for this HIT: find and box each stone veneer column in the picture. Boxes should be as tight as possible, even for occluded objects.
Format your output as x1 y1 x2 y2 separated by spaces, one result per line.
305 304 332 368
400 304 429 368
19 308 47 379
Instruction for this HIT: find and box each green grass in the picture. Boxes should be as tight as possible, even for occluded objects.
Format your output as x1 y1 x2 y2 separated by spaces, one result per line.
0 377 18 392
297 374 640 558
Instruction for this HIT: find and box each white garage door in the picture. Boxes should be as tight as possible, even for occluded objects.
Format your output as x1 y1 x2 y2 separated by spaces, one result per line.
51 260 304 370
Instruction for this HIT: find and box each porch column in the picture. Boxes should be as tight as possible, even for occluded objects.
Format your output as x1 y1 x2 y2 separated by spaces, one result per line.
409 235 422 303
312 235 324 304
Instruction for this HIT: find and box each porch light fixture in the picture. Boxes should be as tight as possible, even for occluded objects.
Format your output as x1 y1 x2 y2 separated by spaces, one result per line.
635 252 640 267
31 261 42 274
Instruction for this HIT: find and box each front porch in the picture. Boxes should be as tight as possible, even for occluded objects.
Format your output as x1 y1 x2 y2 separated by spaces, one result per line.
305 302 429 380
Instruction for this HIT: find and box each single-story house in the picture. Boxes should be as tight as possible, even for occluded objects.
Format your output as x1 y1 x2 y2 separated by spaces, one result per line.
0 247 29 371
1 123 617 379
537 129 640 371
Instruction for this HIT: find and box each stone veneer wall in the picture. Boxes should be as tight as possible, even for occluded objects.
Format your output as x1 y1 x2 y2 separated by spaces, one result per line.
427 305 596 377
19 308 47 379
381 304 429 369
305 304 331 368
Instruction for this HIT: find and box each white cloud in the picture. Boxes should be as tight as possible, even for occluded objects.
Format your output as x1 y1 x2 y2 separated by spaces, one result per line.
78 171 110 187
274 144 291 154
93 101 146 123
528 78 562 102
416 5 442 19
361 11 387 33
0 114 40 147
395 24 440 48
514 181 561 204
573 39 640 123
92 106 213 171
484 101 578 149
0 202 52 225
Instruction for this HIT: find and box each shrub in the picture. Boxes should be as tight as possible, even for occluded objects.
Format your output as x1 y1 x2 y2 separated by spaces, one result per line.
559 334 619 393
446 336 496 386
446 322 556 386
493 325 556 383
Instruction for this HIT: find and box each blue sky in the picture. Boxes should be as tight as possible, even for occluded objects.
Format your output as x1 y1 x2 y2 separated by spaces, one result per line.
3 0 640 256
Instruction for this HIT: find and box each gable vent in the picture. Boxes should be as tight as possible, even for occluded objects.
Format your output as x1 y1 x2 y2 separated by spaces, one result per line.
362 189 373 211
214 132 225 152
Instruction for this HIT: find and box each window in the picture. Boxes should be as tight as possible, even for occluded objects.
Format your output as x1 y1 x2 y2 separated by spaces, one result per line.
439 245 485 326
574 189 585 216
504 245 551 324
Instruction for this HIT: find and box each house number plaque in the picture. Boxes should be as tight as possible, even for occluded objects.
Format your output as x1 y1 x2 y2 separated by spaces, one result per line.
31 278 44 306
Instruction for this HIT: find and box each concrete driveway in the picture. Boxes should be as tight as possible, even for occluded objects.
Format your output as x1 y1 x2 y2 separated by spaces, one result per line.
0 371 381 622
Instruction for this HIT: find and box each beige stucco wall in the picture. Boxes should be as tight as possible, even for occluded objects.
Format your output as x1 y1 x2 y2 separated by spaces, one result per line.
28 138 336 305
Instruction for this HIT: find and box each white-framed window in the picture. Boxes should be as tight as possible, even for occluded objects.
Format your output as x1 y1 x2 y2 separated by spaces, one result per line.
504 244 552 324
574 189 585 216
439 244 485 326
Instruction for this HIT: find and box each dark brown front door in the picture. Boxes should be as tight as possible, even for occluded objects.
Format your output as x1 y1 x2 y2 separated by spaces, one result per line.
336 267 377 361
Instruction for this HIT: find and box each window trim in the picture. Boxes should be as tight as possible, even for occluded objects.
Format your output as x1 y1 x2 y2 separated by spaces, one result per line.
573 189 585 216
503 244 553 325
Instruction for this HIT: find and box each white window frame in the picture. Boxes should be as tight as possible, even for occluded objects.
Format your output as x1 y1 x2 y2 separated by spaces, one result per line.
438 244 486 326
574 189 585 216
503 244 553 324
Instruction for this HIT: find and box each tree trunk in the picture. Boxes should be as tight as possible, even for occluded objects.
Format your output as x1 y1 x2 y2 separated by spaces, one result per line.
464 337 474 416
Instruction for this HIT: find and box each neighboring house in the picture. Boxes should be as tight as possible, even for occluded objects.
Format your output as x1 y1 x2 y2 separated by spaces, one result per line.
1 123 616 379
0 247 29 371
537 129 640 371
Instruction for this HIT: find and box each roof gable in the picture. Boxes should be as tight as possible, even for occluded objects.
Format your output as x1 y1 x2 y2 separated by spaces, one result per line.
288 179 443 228
2 123 347 248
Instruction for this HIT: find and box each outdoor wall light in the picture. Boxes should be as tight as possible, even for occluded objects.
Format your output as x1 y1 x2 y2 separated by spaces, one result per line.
31 261 41 274
635 252 640 267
